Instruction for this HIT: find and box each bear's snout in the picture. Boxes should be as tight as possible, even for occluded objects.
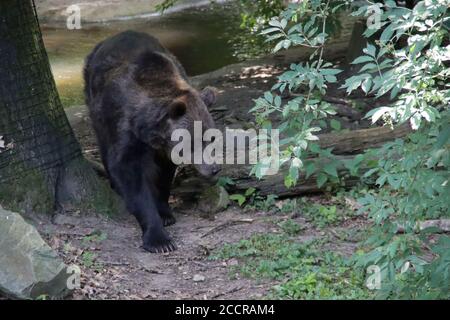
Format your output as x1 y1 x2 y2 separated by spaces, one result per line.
211 166 221 176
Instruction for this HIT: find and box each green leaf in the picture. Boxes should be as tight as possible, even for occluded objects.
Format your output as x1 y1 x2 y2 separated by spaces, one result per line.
410 114 422 130
291 157 303 168
274 40 288 53
351 55 374 65
359 63 378 72
230 194 246 207
217 177 235 187
245 187 256 197
305 162 316 179
264 91 274 103
268 19 284 29
261 27 280 35
274 95 282 108
289 163 299 184
284 175 295 188
317 173 328 188
380 24 394 43
361 77 373 94
368 107 391 124
330 119 341 131
435 126 450 149
320 68 342 75
363 44 376 57
323 163 338 178
363 168 379 178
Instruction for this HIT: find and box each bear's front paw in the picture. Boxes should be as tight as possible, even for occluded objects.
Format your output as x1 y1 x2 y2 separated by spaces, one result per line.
161 213 176 227
158 206 177 227
142 228 177 253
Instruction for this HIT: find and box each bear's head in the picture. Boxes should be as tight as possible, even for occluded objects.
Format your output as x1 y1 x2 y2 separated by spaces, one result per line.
131 51 221 179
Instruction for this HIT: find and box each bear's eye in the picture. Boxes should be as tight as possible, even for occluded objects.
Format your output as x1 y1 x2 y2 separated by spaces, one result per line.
168 101 186 119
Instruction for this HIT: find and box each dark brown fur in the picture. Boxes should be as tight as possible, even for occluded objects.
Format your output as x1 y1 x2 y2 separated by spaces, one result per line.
84 31 220 253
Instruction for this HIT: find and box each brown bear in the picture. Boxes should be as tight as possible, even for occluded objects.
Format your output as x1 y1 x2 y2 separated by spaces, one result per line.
84 30 220 253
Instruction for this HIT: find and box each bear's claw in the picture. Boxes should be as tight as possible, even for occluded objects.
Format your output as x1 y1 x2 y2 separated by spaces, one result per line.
143 239 177 253
162 214 176 227
142 228 177 253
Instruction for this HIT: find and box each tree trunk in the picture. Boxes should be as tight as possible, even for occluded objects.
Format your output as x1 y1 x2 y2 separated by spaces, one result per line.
0 0 119 214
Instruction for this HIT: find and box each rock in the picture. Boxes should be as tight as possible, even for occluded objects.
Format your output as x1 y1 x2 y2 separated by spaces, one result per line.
197 185 230 216
193 274 205 282
52 213 79 226
0 207 71 299
228 258 239 266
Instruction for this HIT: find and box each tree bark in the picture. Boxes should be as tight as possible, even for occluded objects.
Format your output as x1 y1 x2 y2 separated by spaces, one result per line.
172 124 411 199
173 156 362 199
318 123 411 154
0 0 119 214
396 219 450 233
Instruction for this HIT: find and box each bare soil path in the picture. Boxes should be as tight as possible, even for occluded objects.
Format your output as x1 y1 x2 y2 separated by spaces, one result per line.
33 208 283 299
30 199 365 299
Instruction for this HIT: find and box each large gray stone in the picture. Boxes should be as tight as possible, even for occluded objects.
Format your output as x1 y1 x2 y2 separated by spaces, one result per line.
0 207 71 299
197 185 230 216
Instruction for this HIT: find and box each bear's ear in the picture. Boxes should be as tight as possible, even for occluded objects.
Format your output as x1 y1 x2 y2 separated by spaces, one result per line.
168 101 187 119
200 86 218 108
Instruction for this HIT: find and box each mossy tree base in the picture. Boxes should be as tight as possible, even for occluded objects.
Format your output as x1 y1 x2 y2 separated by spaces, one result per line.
0 156 122 216
55 157 122 216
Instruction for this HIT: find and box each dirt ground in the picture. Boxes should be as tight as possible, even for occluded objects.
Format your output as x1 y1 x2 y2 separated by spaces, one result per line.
33 208 275 299
30 198 365 300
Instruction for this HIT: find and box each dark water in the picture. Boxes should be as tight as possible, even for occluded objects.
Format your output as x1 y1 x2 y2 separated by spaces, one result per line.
42 2 268 106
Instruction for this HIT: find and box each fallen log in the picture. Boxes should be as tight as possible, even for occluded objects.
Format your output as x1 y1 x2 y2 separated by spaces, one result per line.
172 124 412 198
396 219 450 233
173 155 362 199
87 124 411 199
318 123 411 154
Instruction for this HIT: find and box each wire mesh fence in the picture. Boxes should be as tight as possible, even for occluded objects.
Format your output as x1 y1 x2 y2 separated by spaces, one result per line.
0 0 82 183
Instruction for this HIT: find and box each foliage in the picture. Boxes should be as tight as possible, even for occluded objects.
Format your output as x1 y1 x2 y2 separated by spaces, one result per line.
239 0 344 33
252 0 449 299
230 189 280 212
80 251 98 268
246 193 279 211
278 219 304 235
250 0 348 188
238 0 286 31
281 194 358 228
155 0 180 12
212 233 371 299
216 176 235 188
82 231 107 245
229 187 257 206
345 0 450 299
306 203 339 227
156 0 285 31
